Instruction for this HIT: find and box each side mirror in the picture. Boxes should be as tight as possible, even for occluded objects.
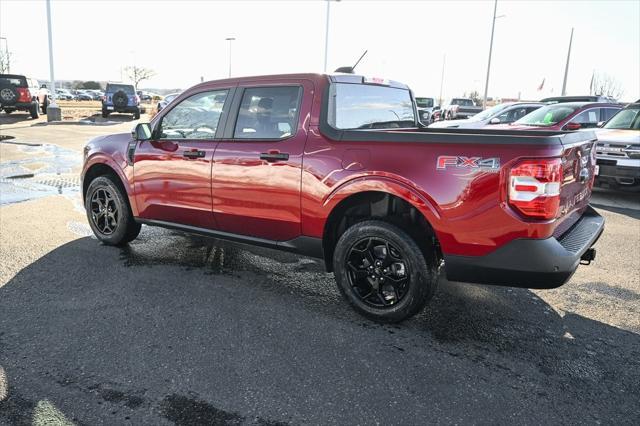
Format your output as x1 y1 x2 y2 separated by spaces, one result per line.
132 123 152 140
489 117 501 124
564 122 582 131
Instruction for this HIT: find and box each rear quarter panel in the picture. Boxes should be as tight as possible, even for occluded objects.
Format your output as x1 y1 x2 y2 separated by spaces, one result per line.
302 129 569 256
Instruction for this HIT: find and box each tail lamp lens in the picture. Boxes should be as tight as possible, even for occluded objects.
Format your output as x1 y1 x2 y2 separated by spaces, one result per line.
17 88 31 102
508 158 562 220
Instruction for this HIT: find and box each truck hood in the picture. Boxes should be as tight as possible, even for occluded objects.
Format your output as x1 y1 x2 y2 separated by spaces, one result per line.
590 128 640 144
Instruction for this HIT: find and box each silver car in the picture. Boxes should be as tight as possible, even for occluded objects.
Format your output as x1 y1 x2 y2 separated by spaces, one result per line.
429 102 543 129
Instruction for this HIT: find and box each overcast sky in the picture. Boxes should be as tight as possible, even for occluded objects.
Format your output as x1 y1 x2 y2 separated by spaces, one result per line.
1 0 638 101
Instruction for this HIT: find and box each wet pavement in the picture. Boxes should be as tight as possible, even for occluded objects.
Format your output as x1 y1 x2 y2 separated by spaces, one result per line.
1 119 639 425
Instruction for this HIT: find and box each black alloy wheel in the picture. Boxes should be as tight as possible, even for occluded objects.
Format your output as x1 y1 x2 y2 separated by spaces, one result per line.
346 237 410 308
89 187 119 235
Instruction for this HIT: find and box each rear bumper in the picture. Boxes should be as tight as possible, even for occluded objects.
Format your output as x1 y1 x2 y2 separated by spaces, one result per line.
444 205 605 289
1 101 34 110
103 104 140 113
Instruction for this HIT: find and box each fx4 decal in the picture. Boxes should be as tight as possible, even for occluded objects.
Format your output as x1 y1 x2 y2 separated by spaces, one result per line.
436 156 500 171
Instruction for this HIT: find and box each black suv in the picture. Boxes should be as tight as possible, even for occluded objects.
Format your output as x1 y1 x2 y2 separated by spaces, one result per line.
0 74 49 118
102 83 140 119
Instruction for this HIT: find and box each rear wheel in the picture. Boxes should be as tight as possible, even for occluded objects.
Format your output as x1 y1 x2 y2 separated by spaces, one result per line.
333 220 438 323
133 109 140 120
30 102 40 119
101 108 110 118
41 98 48 113
3 108 13 114
85 175 141 245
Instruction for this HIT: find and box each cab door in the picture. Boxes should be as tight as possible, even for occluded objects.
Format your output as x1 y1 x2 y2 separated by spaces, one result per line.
133 88 233 229
212 81 313 241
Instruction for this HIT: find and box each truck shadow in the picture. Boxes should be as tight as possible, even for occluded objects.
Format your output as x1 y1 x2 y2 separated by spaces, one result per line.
1 234 639 424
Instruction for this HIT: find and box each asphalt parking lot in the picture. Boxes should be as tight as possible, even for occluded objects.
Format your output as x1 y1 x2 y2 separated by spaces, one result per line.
1 113 639 425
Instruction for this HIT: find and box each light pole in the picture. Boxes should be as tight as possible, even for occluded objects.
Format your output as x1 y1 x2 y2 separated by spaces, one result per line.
0 37 9 73
225 37 235 78
45 0 61 121
323 0 341 72
561 28 574 96
482 0 505 109
438 54 445 107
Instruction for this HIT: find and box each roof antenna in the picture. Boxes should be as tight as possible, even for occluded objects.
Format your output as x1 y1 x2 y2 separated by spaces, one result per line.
334 50 368 74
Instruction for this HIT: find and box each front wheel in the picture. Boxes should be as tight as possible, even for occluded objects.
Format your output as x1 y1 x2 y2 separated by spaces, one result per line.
85 175 141 246
333 220 438 323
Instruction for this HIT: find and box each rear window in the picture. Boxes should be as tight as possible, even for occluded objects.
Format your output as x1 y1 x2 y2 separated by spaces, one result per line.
416 97 434 108
451 98 474 106
0 76 27 87
328 83 415 130
515 104 579 127
107 84 135 94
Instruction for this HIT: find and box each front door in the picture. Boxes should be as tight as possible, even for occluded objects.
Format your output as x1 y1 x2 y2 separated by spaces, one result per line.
134 89 231 229
212 81 313 241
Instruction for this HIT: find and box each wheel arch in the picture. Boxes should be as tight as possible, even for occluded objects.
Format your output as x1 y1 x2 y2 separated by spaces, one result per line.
82 161 136 215
321 185 443 272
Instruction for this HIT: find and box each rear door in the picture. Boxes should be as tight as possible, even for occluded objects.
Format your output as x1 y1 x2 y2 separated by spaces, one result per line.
212 80 313 241
133 88 233 229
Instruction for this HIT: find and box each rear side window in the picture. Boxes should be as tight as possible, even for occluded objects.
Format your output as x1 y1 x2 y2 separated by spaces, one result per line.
602 108 619 122
107 84 135 94
233 86 302 139
328 83 415 130
159 90 228 140
573 109 602 128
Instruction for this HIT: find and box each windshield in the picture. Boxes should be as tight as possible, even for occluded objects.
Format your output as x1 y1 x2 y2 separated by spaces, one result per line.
604 107 640 130
469 103 510 121
328 83 416 130
514 104 579 127
451 98 474 106
165 94 178 103
416 97 434 108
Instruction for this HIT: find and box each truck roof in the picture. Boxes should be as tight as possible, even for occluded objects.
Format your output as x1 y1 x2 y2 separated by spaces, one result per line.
190 73 411 90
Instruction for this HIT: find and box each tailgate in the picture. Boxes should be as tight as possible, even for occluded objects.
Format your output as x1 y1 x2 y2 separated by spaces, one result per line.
557 131 598 221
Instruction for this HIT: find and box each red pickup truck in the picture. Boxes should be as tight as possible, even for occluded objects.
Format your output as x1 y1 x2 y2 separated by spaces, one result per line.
82 73 604 322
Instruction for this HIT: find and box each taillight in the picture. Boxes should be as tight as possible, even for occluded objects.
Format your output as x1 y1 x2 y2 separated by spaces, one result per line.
102 95 106 102
508 158 562 220
17 88 31 102
134 95 140 105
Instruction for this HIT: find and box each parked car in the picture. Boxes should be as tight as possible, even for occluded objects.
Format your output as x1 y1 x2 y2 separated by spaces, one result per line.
55 89 75 100
156 92 180 112
82 73 603 323
541 95 618 104
137 91 153 101
440 97 483 120
591 101 640 191
415 96 439 125
75 91 93 101
102 83 140 119
500 102 622 131
429 102 543 129
0 74 49 118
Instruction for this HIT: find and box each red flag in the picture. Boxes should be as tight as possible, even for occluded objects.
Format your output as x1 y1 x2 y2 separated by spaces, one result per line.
537 78 545 91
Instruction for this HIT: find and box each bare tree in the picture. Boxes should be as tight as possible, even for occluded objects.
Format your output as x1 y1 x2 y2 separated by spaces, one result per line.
124 65 156 89
590 72 624 99
463 90 482 106
0 50 11 74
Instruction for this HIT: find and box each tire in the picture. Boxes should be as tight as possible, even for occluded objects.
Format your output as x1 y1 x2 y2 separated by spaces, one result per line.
3 108 13 114
333 220 438 323
101 108 109 118
41 98 48 114
30 102 40 119
112 90 128 108
133 108 140 120
85 175 141 246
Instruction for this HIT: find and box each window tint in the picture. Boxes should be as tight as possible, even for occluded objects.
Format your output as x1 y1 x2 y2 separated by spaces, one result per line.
573 109 600 128
416 97 434 108
328 83 415 130
234 86 301 139
496 107 529 123
159 90 228 140
107 84 135 94
0 76 26 87
602 108 619 122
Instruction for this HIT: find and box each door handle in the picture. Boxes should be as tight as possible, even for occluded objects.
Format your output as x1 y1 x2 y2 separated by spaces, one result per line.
260 152 289 162
183 150 205 159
